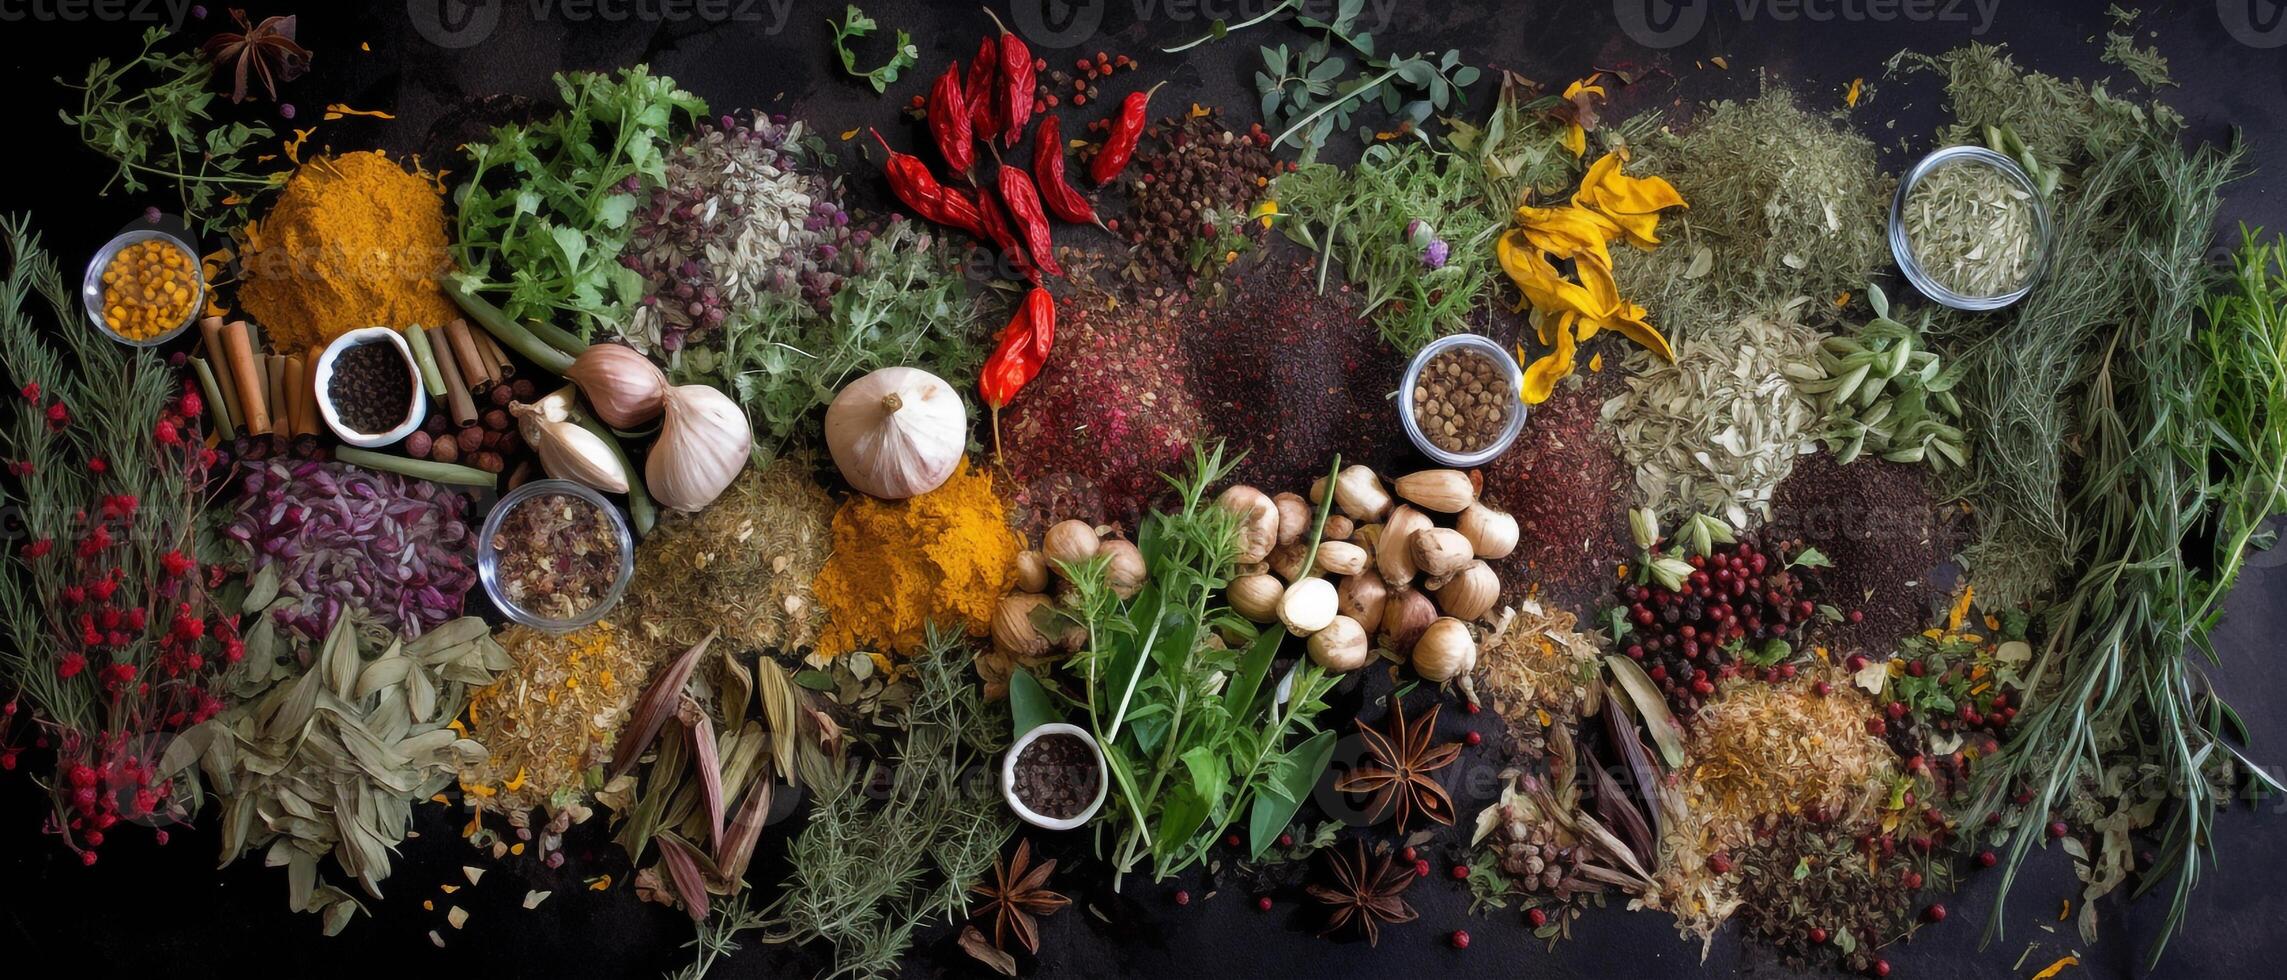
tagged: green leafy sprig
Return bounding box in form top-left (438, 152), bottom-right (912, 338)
top-left (829, 5), bottom-right (917, 94)
top-left (58, 27), bottom-right (280, 234)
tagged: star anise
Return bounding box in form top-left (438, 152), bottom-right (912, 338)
top-left (1334, 697), bottom-right (1462, 831)
top-left (201, 9), bottom-right (310, 104)
top-left (1304, 840), bottom-right (1418, 946)
top-left (969, 839), bottom-right (1070, 956)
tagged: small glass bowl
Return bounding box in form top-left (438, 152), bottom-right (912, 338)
top-left (1398, 333), bottom-right (1528, 467)
top-left (1889, 145), bottom-right (2053, 311)
top-left (82, 229), bottom-right (205, 347)
top-left (477, 479), bottom-right (635, 633)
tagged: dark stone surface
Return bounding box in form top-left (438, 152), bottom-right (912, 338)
top-left (3, 2), bottom-right (2284, 977)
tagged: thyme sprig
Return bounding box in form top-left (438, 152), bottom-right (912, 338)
top-left (57, 27), bottom-right (280, 234)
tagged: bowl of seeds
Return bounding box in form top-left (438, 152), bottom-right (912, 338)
top-left (1890, 145), bottom-right (2052, 311)
top-left (82, 229), bottom-right (204, 347)
top-left (316, 327), bottom-right (426, 447)
top-left (1399, 333), bottom-right (1528, 467)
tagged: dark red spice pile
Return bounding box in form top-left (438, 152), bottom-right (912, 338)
top-left (1103, 109), bottom-right (1283, 285)
top-left (1478, 369), bottom-right (1632, 614)
top-left (1000, 286), bottom-right (1201, 533)
top-left (1614, 533), bottom-right (1821, 716)
top-left (1768, 452), bottom-right (1956, 658)
top-left (1182, 258), bottom-right (1406, 490)
top-left (1732, 814), bottom-right (1936, 976)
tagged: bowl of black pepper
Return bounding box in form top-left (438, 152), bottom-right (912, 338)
top-left (315, 327), bottom-right (425, 447)
top-left (1399, 333), bottom-right (1527, 467)
top-left (1000, 723), bottom-right (1107, 831)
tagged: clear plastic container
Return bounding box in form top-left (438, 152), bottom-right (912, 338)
top-left (1890, 145), bottom-right (2053, 311)
top-left (477, 479), bottom-right (635, 632)
top-left (1398, 333), bottom-right (1528, 467)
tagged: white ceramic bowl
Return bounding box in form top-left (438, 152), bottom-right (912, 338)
top-left (315, 327), bottom-right (427, 447)
top-left (1001, 722), bottom-right (1108, 831)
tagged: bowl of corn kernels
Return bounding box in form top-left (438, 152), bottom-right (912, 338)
top-left (82, 230), bottom-right (204, 347)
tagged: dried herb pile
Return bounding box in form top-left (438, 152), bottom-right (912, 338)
top-left (1477, 369), bottom-right (1632, 612)
top-left (617, 459), bottom-right (834, 657)
top-left (1769, 453), bottom-right (1952, 658)
top-left (459, 619), bottom-right (651, 812)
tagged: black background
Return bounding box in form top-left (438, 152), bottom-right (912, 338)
top-left (4, 1), bottom-right (2287, 977)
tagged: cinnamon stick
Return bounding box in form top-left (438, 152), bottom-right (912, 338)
top-left (443, 318), bottom-right (488, 393)
top-left (476, 330), bottom-right (516, 381)
top-left (221, 320), bottom-right (269, 435)
top-left (196, 316), bottom-right (242, 424)
top-left (301, 348), bottom-right (323, 435)
top-left (430, 325), bottom-right (478, 427)
top-left (284, 353), bottom-right (308, 440)
top-left (266, 355), bottom-right (290, 438)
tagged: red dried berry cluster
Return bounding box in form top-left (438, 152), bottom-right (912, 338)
top-left (1616, 535), bottom-right (1821, 714)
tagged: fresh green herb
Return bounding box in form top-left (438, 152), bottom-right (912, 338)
top-left (1241, 0), bottom-right (1477, 157)
top-left (1162, 0), bottom-right (1300, 52)
top-left (669, 892), bottom-right (770, 980)
top-left (673, 222), bottom-right (984, 457)
top-left (58, 27), bottom-right (280, 234)
top-left (1963, 147), bottom-right (2281, 972)
top-left (828, 5), bottom-right (917, 94)
top-left (760, 627), bottom-right (1015, 980)
top-left (451, 67), bottom-right (706, 341)
top-left (1060, 444), bottom-right (1340, 883)
top-left (1798, 285), bottom-right (1968, 469)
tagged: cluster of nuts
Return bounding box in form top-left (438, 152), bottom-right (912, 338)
top-left (1484, 791), bottom-right (1576, 894)
top-left (1220, 465), bottom-right (1520, 683)
top-left (991, 520), bottom-right (1145, 661)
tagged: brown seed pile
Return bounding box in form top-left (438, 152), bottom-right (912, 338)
top-left (1011, 732), bottom-right (1099, 820)
top-left (1412, 347), bottom-right (1511, 455)
top-left (1108, 109), bottom-right (1283, 283)
top-left (1767, 452), bottom-right (1956, 658)
top-left (1478, 368), bottom-right (1633, 615)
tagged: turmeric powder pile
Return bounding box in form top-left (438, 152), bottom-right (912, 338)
top-left (814, 459), bottom-right (1020, 658)
top-left (237, 150), bottom-right (459, 352)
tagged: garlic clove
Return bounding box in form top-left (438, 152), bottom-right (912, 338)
top-left (1411, 527), bottom-right (1475, 580)
top-left (1273, 492), bottom-right (1311, 546)
top-left (1216, 485), bottom-right (1281, 564)
top-left (1315, 540), bottom-right (1369, 577)
top-left (993, 594), bottom-right (1053, 659)
top-left (1456, 503), bottom-right (1520, 559)
top-left (1428, 561), bottom-right (1499, 621)
top-left (1337, 573), bottom-right (1389, 634)
top-left (1378, 587), bottom-right (1437, 655)
top-left (1394, 469), bottom-right (1476, 513)
top-left (1012, 551), bottom-right (1051, 594)
top-left (647, 383), bottom-right (752, 512)
top-left (533, 418), bottom-right (631, 494)
top-left (1100, 539), bottom-right (1148, 599)
top-left (1278, 578), bottom-right (1338, 637)
top-left (1229, 573), bottom-right (1284, 624)
top-left (1043, 519), bottom-right (1101, 570)
top-left (1378, 506), bottom-right (1432, 586)
top-left (1411, 617), bottom-right (1478, 682)
top-left (1332, 465), bottom-right (1394, 522)
top-left (1307, 615), bottom-right (1370, 672)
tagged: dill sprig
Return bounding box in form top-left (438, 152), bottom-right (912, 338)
top-left (759, 626), bottom-right (1013, 980)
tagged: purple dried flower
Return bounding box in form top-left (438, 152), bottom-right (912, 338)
top-left (1422, 239), bottom-right (1450, 270)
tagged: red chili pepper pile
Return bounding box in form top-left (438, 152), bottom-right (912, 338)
top-left (868, 10), bottom-right (1162, 289)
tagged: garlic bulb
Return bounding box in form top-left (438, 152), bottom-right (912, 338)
top-left (647, 383), bottom-right (752, 512)
top-left (1315, 540), bottom-right (1369, 577)
top-left (1100, 540), bottom-right (1148, 599)
top-left (1457, 503), bottom-right (1520, 559)
top-left (1307, 615), bottom-right (1371, 672)
top-left (1378, 505), bottom-right (1432, 585)
top-left (1216, 485), bottom-right (1281, 563)
top-left (824, 367), bottom-right (967, 500)
top-left (1273, 492), bottom-right (1310, 546)
top-left (1229, 574), bottom-right (1284, 623)
top-left (1043, 520), bottom-right (1101, 569)
top-left (1278, 577), bottom-right (1338, 636)
top-left (1012, 551), bottom-right (1050, 594)
top-left (1337, 573), bottom-right (1389, 633)
top-left (564, 343), bottom-right (668, 429)
top-left (1394, 469), bottom-right (1475, 513)
top-left (1411, 617), bottom-right (1478, 682)
top-left (1427, 561), bottom-right (1499, 621)
top-left (1379, 587), bottom-right (1437, 655)
top-left (1332, 465), bottom-right (1394, 522)
top-left (1411, 527), bottom-right (1475, 580)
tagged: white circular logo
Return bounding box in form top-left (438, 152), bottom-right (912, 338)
top-left (2220, 0), bottom-right (2287, 48)
top-left (1007, 0), bottom-right (1106, 50)
top-left (408, 0), bottom-right (503, 51)
top-left (1615, 0), bottom-right (1708, 50)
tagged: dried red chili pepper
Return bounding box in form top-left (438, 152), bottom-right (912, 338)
top-left (966, 37), bottom-right (1002, 146)
top-left (996, 165), bottom-right (1065, 279)
top-left (928, 60), bottom-right (974, 178)
top-left (1090, 81), bottom-right (1166, 187)
top-left (974, 188), bottom-right (1039, 284)
top-left (983, 10), bottom-right (1034, 149)
top-left (980, 286), bottom-right (1056, 457)
top-left (1031, 115), bottom-right (1106, 230)
top-left (869, 128), bottom-right (984, 239)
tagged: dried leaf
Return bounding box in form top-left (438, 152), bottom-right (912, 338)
top-left (609, 631), bottom-right (719, 778)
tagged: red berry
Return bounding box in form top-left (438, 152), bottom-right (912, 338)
top-left (1902, 871), bottom-right (1924, 890)
top-left (1225, 834), bottom-right (1242, 848)
top-left (1402, 846), bottom-right (1418, 863)
top-left (1464, 700), bottom-right (1481, 714)
top-left (1925, 903), bottom-right (1947, 922)
top-left (1977, 850), bottom-right (1998, 868)
top-left (1872, 959), bottom-right (1891, 978)
top-left (1450, 930), bottom-right (1471, 949)
top-left (1277, 833), bottom-right (1294, 848)
top-left (1809, 927), bottom-right (1829, 944)
top-left (2049, 821), bottom-right (2070, 839)
top-left (1527, 907), bottom-right (1548, 927)
top-left (1414, 859), bottom-right (1431, 877)
top-left (1450, 864), bottom-right (1470, 880)
top-left (1173, 890), bottom-right (1191, 906)
top-left (1847, 609), bottom-right (1865, 623)
top-left (1257, 896), bottom-right (1273, 912)
top-left (1464, 731), bottom-right (1483, 747)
